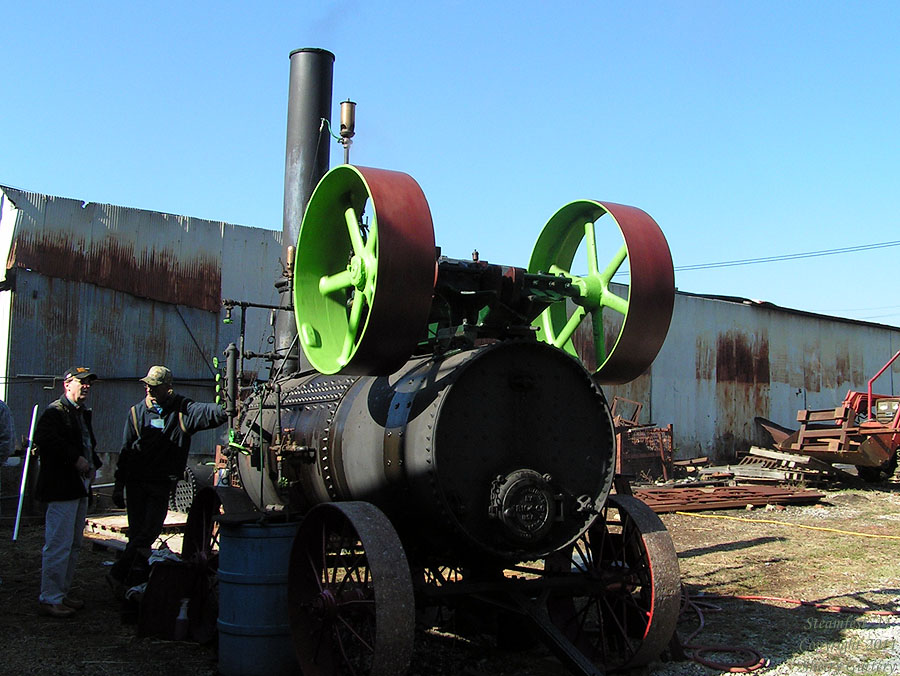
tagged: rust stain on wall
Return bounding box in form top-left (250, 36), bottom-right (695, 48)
top-left (716, 331), bottom-right (770, 384)
top-left (714, 330), bottom-right (771, 460)
top-left (10, 231), bottom-right (221, 313)
top-left (834, 342), bottom-right (851, 387)
top-left (573, 322), bottom-right (597, 372)
top-left (695, 335), bottom-right (714, 381)
top-left (802, 342), bottom-right (822, 393)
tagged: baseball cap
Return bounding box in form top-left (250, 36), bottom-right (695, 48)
top-left (140, 365), bottom-right (173, 387)
top-left (63, 366), bottom-right (97, 382)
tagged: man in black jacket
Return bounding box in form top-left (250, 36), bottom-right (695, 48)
top-left (108, 365), bottom-right (226, 590)
top-left (34, 366), bottom-right (101, 618)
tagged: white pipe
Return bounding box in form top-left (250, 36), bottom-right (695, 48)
top-left (13, 404), bottom-right (39, 541)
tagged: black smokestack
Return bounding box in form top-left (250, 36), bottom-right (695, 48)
top-left (275, 47), bottom-right (334, 374)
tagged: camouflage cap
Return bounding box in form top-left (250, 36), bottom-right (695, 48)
top-left (140, 365), bottom-right (173, 387)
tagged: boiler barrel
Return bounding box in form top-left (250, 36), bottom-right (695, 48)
top-left (238, 341), bottom-right (616, 564)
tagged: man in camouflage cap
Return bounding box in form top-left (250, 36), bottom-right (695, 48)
top-left (108, 365), bottom-right (226, 592)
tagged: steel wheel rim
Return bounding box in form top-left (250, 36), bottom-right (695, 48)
top-left (288, 502), bottom-right (414, 676)
top-left (544, 494), bottom-right (681, 670)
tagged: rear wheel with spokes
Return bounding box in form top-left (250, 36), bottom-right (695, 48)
top-left (288, 502), bottom-right (415, 676)
top-left (543, 494), bottom-right (681, 670)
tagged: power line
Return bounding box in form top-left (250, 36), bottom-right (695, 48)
top-left (857, 311), bottom-right (900, 321)
top-left (674, 239), bottom-right (900, 272)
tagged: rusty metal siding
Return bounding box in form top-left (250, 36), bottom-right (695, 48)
top-left (0, 186), bottom-right (283, 482)
top-left (4, 187), bottom-right (223, 313)
top-left (607, 293), bottom-right (900, 463)
top-left (7, 270), bottom-right (227, 473)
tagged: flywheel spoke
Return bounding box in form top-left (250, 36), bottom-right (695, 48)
top-left (598, 243), bottom-right (628, 284)
top-left (344, 206), bottom-right (367, 256)
top-left (319, 269), bottom-right (354, 296)
top-left (552, 306), bottom-right (586, 349)
top-left (599, 289), bottom-right (629, 316)
top-left (339, 293), bottom-right (368, 367)
top-left (591, 310), bottom-right (606, 366)
top-left (584, 221), bottom-right (601, 276)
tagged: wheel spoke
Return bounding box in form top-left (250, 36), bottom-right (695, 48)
top-left (344, 206), bottom-right (366, 256)
top-left (337, 614), bottom-right (376, 653)
top-left (305, 547), bottom-right (325, 594)
top-left (552, 306), bottom-right (586, 349)
top-left (591, 309), bottom-right (605, 365)
top-left (339, 292), bottom-right (368, 367)
top-left (572, 537), bottom-right (591, 573)
top-left (599, 243), bottom-right (628, 284)
top-left (584, 221), bottom-right (600, 276)
top-left (600, 289), bottom-right (628, 315)
top-left (319, 269), bottom-right (354, 296)
top-left (597, 585), bottom-right (633, 646)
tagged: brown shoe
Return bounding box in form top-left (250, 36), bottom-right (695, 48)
top-left (40, 603), bottom-right (75, 618)
top-left (62, 596), bottom-right (85, 610)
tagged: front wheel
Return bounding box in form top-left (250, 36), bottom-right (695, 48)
top-left (288, 502), bottom-right (415, 676)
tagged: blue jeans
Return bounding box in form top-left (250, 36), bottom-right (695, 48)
top-left (40, 497), bottom-right (88, 604)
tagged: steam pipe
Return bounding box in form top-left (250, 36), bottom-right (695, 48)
top-left (274, 47), bottom-right (335, 376)
top-left (225, 342), bottom-right (238, 418)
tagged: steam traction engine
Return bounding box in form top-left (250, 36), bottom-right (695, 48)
top-left (214, 161), bottom-right (680, 676)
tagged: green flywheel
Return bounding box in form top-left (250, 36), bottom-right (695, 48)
top-left (528, 199), bottom-right (674, 384)
top-left (294, 165), bottom-right (436, 375)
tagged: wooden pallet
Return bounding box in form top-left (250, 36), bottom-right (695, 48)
top-left (698, 447), bottom-right (856, 486)
top-left (84, 511), bottom-right (187, 554)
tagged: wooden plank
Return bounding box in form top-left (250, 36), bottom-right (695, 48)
top-left (85, 532), bottom-right (127, 552)
top-left (748, 447), bottom-right (817, 465)
top-left (699, 464), bottom-right (789, 480)
top-left (673, 456), bottom-right (708, 466)
top-left (797, 407), bottom-right (847, 423)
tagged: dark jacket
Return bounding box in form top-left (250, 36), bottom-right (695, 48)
top-left (116, 393), bottom-right (226, 483)
top-left (34, 397), bottom-right (101, 502)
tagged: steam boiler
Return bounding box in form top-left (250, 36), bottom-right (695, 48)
top-left (207, 48), bottom-right (681, 676)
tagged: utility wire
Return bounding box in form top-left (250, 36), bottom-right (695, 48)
top-left (606, 238), bottom-right (900, 280)
top-left (674, 239), bottom-right (900, 272)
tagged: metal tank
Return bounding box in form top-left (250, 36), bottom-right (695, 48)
top-left (236, 339), bottom-right (615, 563)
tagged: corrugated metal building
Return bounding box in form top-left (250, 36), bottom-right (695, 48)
top-left (0, 185), bottom-right (283, 481)
top-left (604, 289), bottom-right (900, 462)
top-left (2, 184), bottom-right (899, 475)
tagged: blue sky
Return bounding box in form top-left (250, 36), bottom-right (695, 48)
top-left (4, 2), bottom-right (899, 324)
